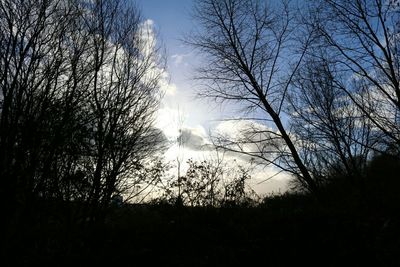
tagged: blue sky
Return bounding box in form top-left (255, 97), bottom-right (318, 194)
top-left (137, 0), bottom-right (195, 87)
top-left (136, 0), bottom-right (233, 142)
top-left (137, 0), bottom-right (194, 54)
top-left (135, 0), bottom-right (290, 195)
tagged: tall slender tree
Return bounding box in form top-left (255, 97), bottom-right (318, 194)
top-left (188, 0), bottom-right (318, 192)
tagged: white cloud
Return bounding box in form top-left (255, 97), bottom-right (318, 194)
top-left (139, 19), bottom-right (156, 58)
top-left (162, 82), bottom-right (177, 95)
top-left (156, 114), bottom-right (292, 195)
top-left (140, 21), bottom-right (292, 195)
top-left (178, 126), bottom-right (213, 151)
top-left (215, 119), bottom-right (274, 139)
top-left (214, 119), bottom-right (284, 161)
top-left (138, 19), bottom-right (177, 96)
top-left (155, 107), bottom-right (184, 139)
top-left (212, 119), bottom-right (293, 194)
top-left (171, 53), bottom-right (190, 65)
top-left (158, 71), bottom-right (177, 95)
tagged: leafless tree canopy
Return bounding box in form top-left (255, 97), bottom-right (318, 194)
top-left (188, 0), bottom-right (318, 192)
top-left (288, 57), bottom-right (373, 186)
top-left (308, 0), bottom-right (400, 148)
top-left (189, 0), bottom-right (400, 193)
top-left (0, 0), bottom-right (165, 218)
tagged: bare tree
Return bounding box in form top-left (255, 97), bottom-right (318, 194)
top-left (160, 153), bottom-right (258, 207)
top-left (0, 0), bottom-right (78, 211)
top-left (175, 107), bottom-right (187, 205)
top-left (288, 55), bottom-right (374, 187)
top-left (80, 0), bottom-right (164, 211)
top-left (187, 0), bottom-right (318, 193)
top-left (0, 0), bottom-right (165, 218)
top-left (222, 161), bottom-right (258, 206)
top-left (308, 0), bottom-right (400, 151)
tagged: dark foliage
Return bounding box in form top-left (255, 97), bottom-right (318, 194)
top-left (1, 0), bottom-right (400, 265)
top-left (2, 155), bottom-right (400, 266)
top-left (3, 200), bottom-right (399, 266)
top-left (0, 0), bottom-right (164, 222)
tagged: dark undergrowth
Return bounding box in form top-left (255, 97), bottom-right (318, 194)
top-left (2, 155), bottom-right (400, 266)
top-left (2, 198), bottom-right (399, 266)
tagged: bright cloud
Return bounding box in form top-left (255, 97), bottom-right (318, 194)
top-left (156, 107), bottom-right (184, 139)
top-left (171, 53), bottom-right (190, 65)
top-left (139, 19), bottom-right (177, 96)
top-left (212, 119), bottom-right (292, 194)
top-left (142, 19), bottom-right (291, 195)
top-left (178, 126), bottom-right (213, 151)
top-left (139, 19), bottom-right (156, 58)
top-left (158, 71), bottom-right (177, 95)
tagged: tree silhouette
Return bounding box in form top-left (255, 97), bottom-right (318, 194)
top-left (288, 56), bottom-right (374, 187)
top-left (0, 0), bottom-right (164, 220)
top-left (187, 0), bottom-right (318, 193)
top-left (308, 0), bottom-right (400, 151)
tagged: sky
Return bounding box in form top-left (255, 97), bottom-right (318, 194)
top-left (136, 0), bottom-right (291, 195)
